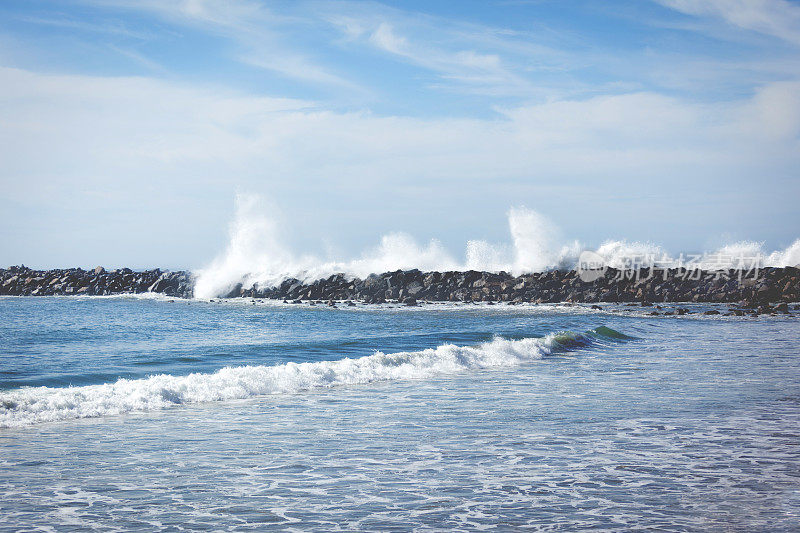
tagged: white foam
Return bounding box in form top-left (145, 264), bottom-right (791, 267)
top-left (192, 194), bottom-right (800, 298)
top-left (0, 334), bottom-right (571, 428)
top-left (193, 197), bottom-right (584, 297)
top-left (697, 239), bottom-right (800, 269)
top-left (465, 239), bottom-right (510, 272)
top-left (193, 195), bottom-right (463, 298)
top-left (508, 206), bottom-right (581, 274)
top-left (193, 195), bottom-right (299, 298)
top-left (764, 239), bottom-right (800, 267)
top-left (591, 239), bottom-right (800, 270)
top-left (595, 240), bottom-right (668, 269)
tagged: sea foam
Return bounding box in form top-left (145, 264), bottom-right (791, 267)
top-left (194, 196), bottom-right (581, 298)
top-left (193, 195), bottom-right (800, 299)
top-left (0, 328), bottom-right (623, 427)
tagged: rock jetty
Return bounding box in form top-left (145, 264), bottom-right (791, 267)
top-left (1, 265), bottom-right (797, 310)
top-left (0, 265), bottom-right (192, 298)
top-left (236, 267), bottom-right (798, 309)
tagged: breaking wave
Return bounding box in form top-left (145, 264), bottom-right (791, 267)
top-left (193, 195), bottom-right (800, 298)
top-left (0, 327), bottom-right (628, 428)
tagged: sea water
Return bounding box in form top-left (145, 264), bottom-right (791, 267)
top-left (1, 296), bottom-right (799, 531)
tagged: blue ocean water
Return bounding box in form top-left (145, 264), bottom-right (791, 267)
top-left (1, 296), bottom-right (799, 531)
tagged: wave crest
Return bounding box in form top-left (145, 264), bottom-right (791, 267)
top-left (0, 327), bottom-right (626, 428)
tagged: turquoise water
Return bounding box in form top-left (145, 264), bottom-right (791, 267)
top-left (1, 296), bottom-right (799, 530)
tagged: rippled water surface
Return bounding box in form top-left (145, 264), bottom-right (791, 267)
top-left (1, 296), bottom-right (799, 531)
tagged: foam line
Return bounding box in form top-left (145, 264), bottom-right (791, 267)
top-left (0, 327), bottom-right (628, 428)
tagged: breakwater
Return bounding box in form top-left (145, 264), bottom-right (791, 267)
top-left (0, 266), bottom-right (193, 298)
top-left (2, 265), bottom-right (798, 311)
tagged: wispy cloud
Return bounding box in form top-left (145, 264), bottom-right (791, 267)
top-left (82, 0), bottom-right (361, 90)
top-left (368, 22), bottom-right (514, 84)
top-left (365, 21), bottom-right (526, 91)
top-left (16, 13), bottom-right (153, 40)
top-left (658, 0), bottom-right (800, 46)
top-left (369, 22), bottom-right (405, 55)
top-left (53, 0), bottom-right (798, 104)
top-left (108, 44), bottom-right (164, 72)
top-left (323, 7), bottom-right (565, 98)
top-left (71, 0), bottom-right (585, 100)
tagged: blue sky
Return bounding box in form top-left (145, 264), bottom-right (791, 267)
top-left (1, 0), bottom-right (799, 269)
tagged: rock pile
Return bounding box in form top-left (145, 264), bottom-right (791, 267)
top-left (1, 265), bottom-right (797, 309)
top-left (0, 265), bottom-right (192, 298)
top-left (237, 267), bottom-right (798, 308)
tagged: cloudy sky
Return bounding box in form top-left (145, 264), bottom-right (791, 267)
top-left (1, 0), bottom-right (799, 269)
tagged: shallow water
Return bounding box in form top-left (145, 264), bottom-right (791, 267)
top-left (1, 297), bottom-right (799, 531)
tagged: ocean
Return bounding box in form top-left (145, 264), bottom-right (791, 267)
top-left (1, 296), bottom-right (799, 531)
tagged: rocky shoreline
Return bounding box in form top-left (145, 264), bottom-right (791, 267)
top-left (2, 265), bottom-right (798, 314)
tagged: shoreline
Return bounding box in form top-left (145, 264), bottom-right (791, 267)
top-left (1, 265), bottom-right (797, 312)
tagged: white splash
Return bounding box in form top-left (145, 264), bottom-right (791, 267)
top-left (592, 238), bottom-right (800, 270)
top-left (764, 239), bottom-right (800, 267)
top-left (595, 240), bottom-right (668, 269)
top-left (680, 240), bottom-right (800, 270)
top-left (343, 233), bottom-right (460, 278)
top-left (465, 239), bottom-right (511, 272)
top-left (193, 194), bottom-right (800, 298)
top-left (194, 195), bottom-right (462, 298)
top-left (193, 195), bottom-right (298, 298)
top-left (508, 206), bottom-right (581, 273)
top-left (194, 195), bottom-right (576, 298)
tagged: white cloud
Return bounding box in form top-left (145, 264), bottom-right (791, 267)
top-left (1, 65), bottom-right (798, 266)
top-left (83, 0), bottom-right (359, 89)
top-left (369, 22), bottom-right (407, 55)
top-left (1, 65), bottom-right (798, 195)
top-left (659, 0), bottom-right (800, 45)
top-left (354, 20), bottom-right (531, 94)
top-left (70, 0), bottom-right (800, 102)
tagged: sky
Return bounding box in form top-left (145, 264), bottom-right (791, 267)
top-left (0, 0), bottom-right (799, 270)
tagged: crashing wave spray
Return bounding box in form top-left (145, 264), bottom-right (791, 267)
top-left (194, 194), bottom-right (800, 298)
top-left (508, 207), bottom-right (581, 273)
top-left (0, 327), bottom-right (628, 428)
top-left (194, 195), bottom-right (573, 298)
top-left (194, 194), bottom-right (461, 298)
top-left (591, 239), bottom-right (800, 270)
top-left (193, 195), bottom-right (298, 299)
top-left (713, 240), bottom-right (800, 268)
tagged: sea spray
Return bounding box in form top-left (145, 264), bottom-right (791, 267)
top-left (192, 195), bottom-right (298, 299)
top-left (193, 194), bottom-right (800, 298)
top-left (508, 206), bottom-right (581, 273)
top-left (193, 196), bottom-right (585, 298)
top-left (193, 195), bottom-right (462, 299)
top-left (0, 327), bottom-right (628, 427)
